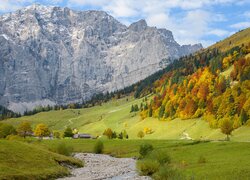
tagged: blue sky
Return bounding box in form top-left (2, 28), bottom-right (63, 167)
top-left (0, 0), bottom-right (250, 47)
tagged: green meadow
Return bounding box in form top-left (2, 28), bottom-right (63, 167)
top-left (0, 140), bottom-right (83, 179)
top-left (2, 95), bottom-right (250, 179)
top-left (1, 139), bottom-right (250, 179)
top-left (4, 96), bottom-right (250, 141)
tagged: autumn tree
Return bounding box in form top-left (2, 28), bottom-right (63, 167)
top-left (197, 83), bottom-right (209, 101)
top-left (34, 123), bottom-right (50, 139)
top-left (17, 121), bottom-right (33, 138)
top-left (103, 128), bottom-right (113, 139)
top-left (219, 117), bottom-right (234, 141)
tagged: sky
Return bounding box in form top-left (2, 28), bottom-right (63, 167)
top-left (0, 0), bottom-right (250, 47)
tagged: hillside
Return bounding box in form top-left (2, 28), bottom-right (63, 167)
top-left (0, 140), bottom-right (82, 179)
top-left (4, 96), bottom-right (250, 141)
top-left (210, 28), bottom-right (250, 52)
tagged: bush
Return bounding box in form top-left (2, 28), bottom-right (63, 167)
top-left (6, 135), bottom-right (22, 141)
top-left (64, 127), bottom-right (73, 138)
top-left (139, 143), bottom-right (153, 158)
top-left (146, 150), bottom-right (171, 165)
top-left (56, 142), bottom-right (73, 156)
top-left (153, 165), bottom-right (184, 180)
top-left (137, 159), bottom-right (160, 176)
top-left (198, 155), bottom-right (207, 163)
top-left (0, 123), bottom-right (16, 138)
top-left (137, 131), bottom-right (145, 138)
top-left (93, 140), bottom-right (104, 154)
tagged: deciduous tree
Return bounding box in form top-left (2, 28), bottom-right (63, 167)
top-left (219, 117), bottom-right (234, 141)
top-left (17, 121), bottom-right (32, 138)
top-left (34, 124), bottom-right (50, 139)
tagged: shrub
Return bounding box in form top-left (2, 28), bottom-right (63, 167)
top-left (6, 135), bottom-right (22, 141)
top-left (198, 155), bottom-right (207, 164)
top-left (0, 123), bottom-right (16, 138)
top-left (137, 131), bottom-right (145, 138)
top-left (56, 142), bottom-right (73, 156)
top-left (146, 150), bottom-right (171, 165)
top-left (53, 131), bottom-right (61, 139)
top-left (93, 140), bottom-right (104, 154)
top-left (153, 165), bottom-right (184, 180)
top-left (139, 143), bottom-right (153, 158)
top-left (137, 159), bottom-right (160, 176)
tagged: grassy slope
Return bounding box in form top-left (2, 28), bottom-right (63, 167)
top-left (0, 140), bottom-right (82, 179)
top-left (4, 96), bottom-right (250, 141)
top-left (209, 27), bottom-right (250, 52)
top-left (41, 139), bottom-right (250, 180)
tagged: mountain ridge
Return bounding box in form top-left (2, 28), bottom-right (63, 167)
top-left (0, 4), bottom-right (202, 113)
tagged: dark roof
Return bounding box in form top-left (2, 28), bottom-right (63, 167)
top-left (73, 133), bottom-right (92, 138)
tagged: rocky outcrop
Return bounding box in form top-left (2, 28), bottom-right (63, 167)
top-left (0, 4), bottom-right (202, 113)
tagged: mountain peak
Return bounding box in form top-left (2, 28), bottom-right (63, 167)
top-left (129, 19), bottom-right (147, 32)
top-left (0, 5), bottom-right (202, 113)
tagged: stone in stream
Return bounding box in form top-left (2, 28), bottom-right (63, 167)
top-left (58, 153), bottom-right (151, 180)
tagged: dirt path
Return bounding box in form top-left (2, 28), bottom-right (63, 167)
top-left (59, 153), bottom-right (151, 180)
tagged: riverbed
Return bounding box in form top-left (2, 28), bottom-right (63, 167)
top-left (59, 153), bottom-right (151, 180)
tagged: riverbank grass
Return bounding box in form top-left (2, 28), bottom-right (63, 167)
top-left (0, 140), bottom-right (83, 179)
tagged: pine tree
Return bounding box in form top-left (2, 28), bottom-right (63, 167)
top-left (64, 127), bottom-right (74, 138)
top-left (240, 109), bottom-right (248, 124)
top-left (130, 105), bottom-right (134, 113)
top-left (134, 104), bottom-right (139, 111)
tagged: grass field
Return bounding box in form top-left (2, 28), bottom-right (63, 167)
top-left (0, 140), bottom-right (83, 179)
top-left (1, 138), bottom-right (250, 179)
top-left (38, 139), bottom-right (250, 180)
top-left (209, 27), bottom-right (250, 52)
top-left (4, 96), bottom-right (250, 141)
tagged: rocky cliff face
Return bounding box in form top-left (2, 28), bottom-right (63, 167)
top-left (0, 4), bottom-right (202, 113)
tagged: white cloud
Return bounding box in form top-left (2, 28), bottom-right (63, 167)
top-left (147, 13), bottom-right (171, 28)
top-left (103, 0), bottom-right (139, 17)
top-left (0, 0), bottom-right (34, 12)
top-left (230, 22), bottom-right (250, 29)
top-left (208, 29), bottom-right (231, 37)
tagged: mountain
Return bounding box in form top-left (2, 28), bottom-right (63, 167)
top-left (0, 4), bottom-right (202, 113)
top-left (135, 28), bottom-right (250, 130)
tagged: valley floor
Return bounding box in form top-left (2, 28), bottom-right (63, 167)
top-left (1, 139), bottom-right (250, 179)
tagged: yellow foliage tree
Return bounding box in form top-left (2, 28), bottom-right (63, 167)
top-left (17, 121), bottom-right (33, 138)
top-left (34, 124), bottom-right (50, 139)
top-left (219, 117), bottom-right (234, 141)
top-left (143, 127), bottom-right (153, 134)
top-left (222, 55), bottom-right (232, 69)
